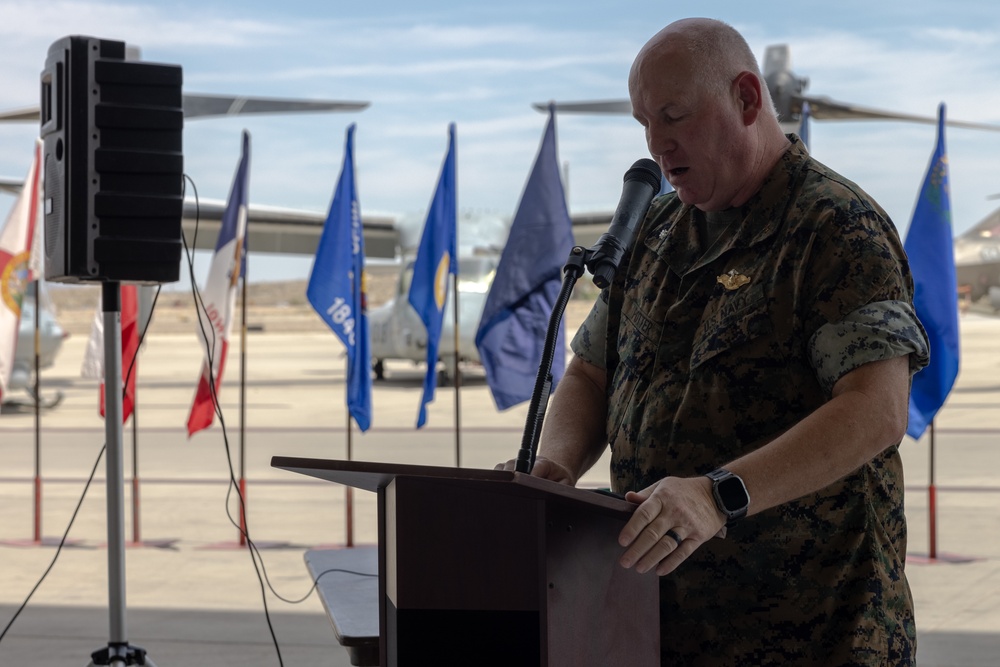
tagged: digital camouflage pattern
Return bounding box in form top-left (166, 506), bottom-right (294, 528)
top-left (573, 137), bottom-right (928, 665)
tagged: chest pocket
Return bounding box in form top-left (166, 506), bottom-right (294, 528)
top-left (690, 282), bottom-right (773, 370)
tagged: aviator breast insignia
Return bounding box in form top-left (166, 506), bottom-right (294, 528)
top-left (717, 270), bottom-right (751, 291)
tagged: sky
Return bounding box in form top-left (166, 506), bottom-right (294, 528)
top-left (2, 0), bottom-right (999, 289)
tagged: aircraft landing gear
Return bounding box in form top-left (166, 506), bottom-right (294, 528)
top-left (373, 359), bottom-right (385, 381)
top-left (25, 385), bottom-right (65, 409)
top-left (437, 358), bottom-right (460, 387)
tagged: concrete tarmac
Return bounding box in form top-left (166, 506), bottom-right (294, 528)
top-left (1, 303), bottom-right (999, 665)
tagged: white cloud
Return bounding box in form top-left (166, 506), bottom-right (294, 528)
top-left (0, 1), bottom-right (291, 46)
top-left (3, 1), bottom-right (1000, 280)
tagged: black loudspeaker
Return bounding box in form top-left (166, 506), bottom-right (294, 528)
top-left (40, 36), bottom-right (184, 284)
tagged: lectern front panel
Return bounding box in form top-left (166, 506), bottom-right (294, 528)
top-left (384, 476), bottom-right (547, 664)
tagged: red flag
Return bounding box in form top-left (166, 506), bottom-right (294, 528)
top-left (98, 285), bottom-right (139, 422)
top-left (85, 285), bottom-right (139, 423)
top-left (186, 340), bottom-right (230, 435)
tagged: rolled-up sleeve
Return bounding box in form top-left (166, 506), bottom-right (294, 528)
top-left (808, 299), bottom-right (930, 396)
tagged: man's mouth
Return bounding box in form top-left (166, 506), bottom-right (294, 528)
top-left (668, 167), bottom-right (688, 178)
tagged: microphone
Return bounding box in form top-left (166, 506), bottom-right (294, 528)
top-left (588, 158), bottom-right (662, 289)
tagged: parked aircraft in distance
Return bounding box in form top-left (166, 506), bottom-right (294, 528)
top-left (537, 43), bottom-right (1000, 301)
top-left (7, 288), bottom-right (68, 407)
top-left (954, 205), bottom-right (1000, 304)
top-left (369, 252), bottom-right (499, 383)
top-left (536, 44), bottom-right (1000, 134)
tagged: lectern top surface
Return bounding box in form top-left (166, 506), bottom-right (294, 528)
top-left (271, 456), bottom-right (635, 516)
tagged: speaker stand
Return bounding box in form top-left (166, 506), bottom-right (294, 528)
top-left (86, 282), bottom-right (156, 667)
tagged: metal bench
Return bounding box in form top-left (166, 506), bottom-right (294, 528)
top-left (304, 546), bottom-right (380, 667)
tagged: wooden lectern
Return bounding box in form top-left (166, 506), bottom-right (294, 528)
top-left (271, 457), bottom-right (659, 666)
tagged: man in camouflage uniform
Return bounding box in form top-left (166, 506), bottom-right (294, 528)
top-left (522, 18), bottom-right (930, 666)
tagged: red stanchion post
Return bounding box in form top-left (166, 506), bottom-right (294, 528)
top-left (345, 403), bottom-right (354, 547)
top-left (238, 476), bottom-right (248, 547)
top-left (346, 487), bottom-right (354, 548)
top-left (131, 476), bottom-right (140, 545)
top-left (33, 476), bottom-right (42, 543)
top-left (929, 421), bottom-right (937, 560)
top-left (928, 484), bottom-right (937, 560)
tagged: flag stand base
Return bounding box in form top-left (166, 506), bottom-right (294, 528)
top-left (907, 552), bottom-right (981, 565)
top-left (127, 538), bottom-right (180, 550)
top-left (196, 539), bottom-right (296, 551)
top-left (0, 537), bottom-right (86, 548)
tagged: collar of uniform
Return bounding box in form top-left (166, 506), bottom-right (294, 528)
top-left (647, 135), bottom-right (809, 276)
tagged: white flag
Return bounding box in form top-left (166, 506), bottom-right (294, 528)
top-left (0, 140), bottom-right (42, 399)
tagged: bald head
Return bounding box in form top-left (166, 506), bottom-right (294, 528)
top-left (627, 18), bottom-right (790, 211)
top-left (630, 18), bottom-right (775, 116)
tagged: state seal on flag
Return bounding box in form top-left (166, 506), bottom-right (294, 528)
top-left (1, 250), bottom-right (31, 315)
top-left (434, 251), bottom-right (450, 310)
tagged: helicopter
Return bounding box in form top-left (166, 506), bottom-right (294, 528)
top-left (534, 43), bottom-right (1000, 302)
top-left (533, 44), bottom-right (1000, 135)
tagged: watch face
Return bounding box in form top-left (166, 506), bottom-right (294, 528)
top-left (717, 475), bottom-right (749, 511)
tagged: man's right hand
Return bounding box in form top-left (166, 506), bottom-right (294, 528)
top-left (494, 456), bottom-right (577, 486)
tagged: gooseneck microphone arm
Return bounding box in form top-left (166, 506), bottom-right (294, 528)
top-left (514, 158), bottom-right (663, 474)
top-left (515, 248), bottom-right (588, 473)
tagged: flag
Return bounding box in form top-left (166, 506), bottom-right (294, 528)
top-left (904, 103), bottom-right (959, 439)
top-left (407, 123), bottom-right (457, 427)
top-left (475, 106), bottom-right (574, 410)
top-left (187, 131), bottom-right (250, 436)
top-left (307, 124), bottom-right (372, 431)
top-left (82, 285), bottom-right (139, 422)
top-left (0, 140), bottom-right (42, 400)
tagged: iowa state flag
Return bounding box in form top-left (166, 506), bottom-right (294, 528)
top-left (307, 124), bottom-right (372, 431)
top-left (407, 123), bottom-right (457, 428)
top-left (0, 140), bottom-right (42, 400)
top-left (187, 131), bottom-right (250, 436)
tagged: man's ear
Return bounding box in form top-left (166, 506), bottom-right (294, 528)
top-left (734, 71), bottom-right (763, 126)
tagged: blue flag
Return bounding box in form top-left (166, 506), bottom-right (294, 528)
top-left (307, 124), bottom-right (372, 431)
top-left (407, 123), bottom-right (457, 428)
top-left (904, 103), bottom-right (959, 439)
top-left (475, 106), bottom-right (574, 410)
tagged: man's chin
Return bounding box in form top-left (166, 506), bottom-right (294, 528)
top-left (673, 188), bottom-right (699, 207)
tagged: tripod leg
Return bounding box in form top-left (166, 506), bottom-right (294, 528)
top-left (87, 642), bottom-right (156, 666)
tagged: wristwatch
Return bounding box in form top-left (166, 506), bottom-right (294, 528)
top-left (705, 468), bottom-right (750, 526)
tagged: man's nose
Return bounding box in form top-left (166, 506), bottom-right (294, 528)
top-left (646, 123), bottom-right (675, 158)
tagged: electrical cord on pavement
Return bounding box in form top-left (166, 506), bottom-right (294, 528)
top-left (0, 285), bottom-right (155, 647)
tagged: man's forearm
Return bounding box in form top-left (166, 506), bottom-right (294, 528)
top-left (536, 356), bottom-right (610, 485)
top-left (727, 355), bottom-right (911, 516)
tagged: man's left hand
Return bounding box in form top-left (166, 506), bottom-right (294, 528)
top-left (618, 476), bottom-right (726, 576)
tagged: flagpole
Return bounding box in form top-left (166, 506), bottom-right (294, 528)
top-left (131, 387), bottom-right (140, 545)
top-left (345, 403), bottom-right (354, 547)
top-left (452, 273), bottom-right (461, 468)
top-left (929, 420), bottom-right (937, 560)
top-left (238, 266), bottom-right (248, 548)
top-left (453, 133), bottom-right (461, 468)
top-left (32, 280), bottom-right (42, 543)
